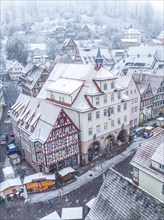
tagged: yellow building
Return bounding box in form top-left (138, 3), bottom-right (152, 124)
top-left (131, 131), bottom-right (164, 203)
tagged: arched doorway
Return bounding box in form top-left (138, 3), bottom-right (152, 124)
top-left (105, 135), bottom-right (115, 149)
top-left (88, 141), bottom-right (100, 162)
top-left (117, 129), bottom-right (128, 143)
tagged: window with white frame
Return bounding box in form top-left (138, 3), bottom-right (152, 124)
top-left (118, 92), bottom-right (121, 99)
top-left (59, 96), bottom-right (61, 102)
top-left (103, 82), bottom-right (107, 90)
top-left (132, 107), bottom-right (133, 113)
top-left (135, 97), bottom-right (138, 103)
top-left (124, 103), bottom-right (127, 110)
top-left (104, 109), bottom-right (107, 117)
top-left (117, 118), bottom-right (121, 125)
top-left (62, 149), bottom-right (66, 156)
top-left (111, 81), bottom-right (115, 89)
top-left (124, 116), bottom-right (127, 122)
top-left (88, 112), bottom-right (92, 121)
top-left (96, 97), bottom-right (100, 105)
top-left (117, 105), bottom-right (121, 112)
top-left (96, 111), bottom-right (100, 119)
top-left (110, 107), bottom-right (114, 114)
top-left (134, 119), bottom-right (137, 125)
top-left (160, 164), bottom-right (164, 171)
top-left (47, 142), bottom-right (53, 149)
top-left (88, 127), bottom-right (93, 136)
top-left (111, 120), bottom-right (115, 127)
top-left (62, 97), bottom-right (65, 102)
top-left (104, 122), bottom-right (108, 130)
top-left (111, 94), bottom-right (114, 101)
top-left (96, 125), bottom-right (101, 133)
top-left (104, 95), bottom-right (107, 104)
top-left (134, 106), bottom-right (138, 112)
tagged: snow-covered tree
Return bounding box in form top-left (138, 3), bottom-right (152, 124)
top-left (6, 33), bottom-right (28, 64)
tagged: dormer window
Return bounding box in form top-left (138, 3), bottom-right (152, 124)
top-left (103, 82), bottom-right (107, 91)
top-left (96, 97), bottom-right (100, 105)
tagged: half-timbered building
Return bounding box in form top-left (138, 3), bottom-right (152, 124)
top-left (137, 83), bottom-right (154, 125)
top-left (9, 95), bottom-right (80, 173)
top-left (20, 64), bottom-right (49, 97)
top-left (62, 38), bottom-right (78, 55)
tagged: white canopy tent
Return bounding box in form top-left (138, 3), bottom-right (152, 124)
top-left (40, 211), bottom-right (61, 220)
top-left (61, 207), bottom-right (83, 220)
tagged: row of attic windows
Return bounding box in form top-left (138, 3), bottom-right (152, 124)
top-left (102, 81), bottom-right (115, 91)
top-left (50, 92), bottom-right (65, 103)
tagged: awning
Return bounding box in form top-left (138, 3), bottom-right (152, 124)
top-left (58, 167), bottom-right (75, 177)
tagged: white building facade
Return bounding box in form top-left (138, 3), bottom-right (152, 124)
top-left (38, 50), bottom-right (131, 163)
top-left (116, 76), bottom-right (140, 128)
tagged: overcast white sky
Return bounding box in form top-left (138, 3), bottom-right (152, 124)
top-left (1, 0), bottom-right (164, 11)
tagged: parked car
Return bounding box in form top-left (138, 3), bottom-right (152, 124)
top-left (0, 134), bottom-right (8, 145)
top-left (143, 132), bottom-right (153, 138)
top-left (5, 143), bottom-right (21, 155)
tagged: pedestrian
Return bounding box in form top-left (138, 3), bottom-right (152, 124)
top-left (47, 199), bottom-right (52, 208)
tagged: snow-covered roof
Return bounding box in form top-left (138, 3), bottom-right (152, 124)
top-left (38, 63), bottom-right (119, 112)
top-left (10, 94), bottom-right (62, 143)
top-left (151, 143), bottom-right (164, 165)
top-left (40, 211), bottom-right (61, 220)
top-left (47, 78), bottom-right (84, 95)
top-left (156, 117), bottom-right (164, 121)
top-left (0, 177), bottom-right (22, 192)
top-left (76, 48), bottom-right (112, 60)
top-left (2, 166), bottom-right (14, 176)
top-left (86, 168), bottom-right (164, 220)
top-left (22, 65), bottom-right (48, 90)
top-left (86, 198), bottom-right (95, 209)
top-left (150, 39), bottom-right (163, 44)
top-left (158, 30), bottom-right (164, 39)
top-left (145, 126), bottom-right (154, 131)
top-left (61, 207), bottom-right (83, 219)
top-left (121, 38), bottom-right (138, 43)
top-left (28, 44), bottom-right (47, 51)
top-left (127, 45), bottom-right (157, 57)
top-left (37, 61), bottom-right (130, 112)
top-left (130, 132), bottom-right (164, 182)
top-left (116, 76), bottom-right (132, 88)
top-left (127, 28), bottom-right (141, 34)
top-left (58, 167), bottom-right (75, 177)
top-left (23, 172), bottom-right (55, 184)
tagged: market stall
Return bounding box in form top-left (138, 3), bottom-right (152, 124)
top-left (0, 177), bottom-right (23, 199)
top-left (58, 167), bottom-right (75, 184)
top-left (2, 166), bottom-right (15, 179)
top-left (23, 172), bottom-right (56, 192)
